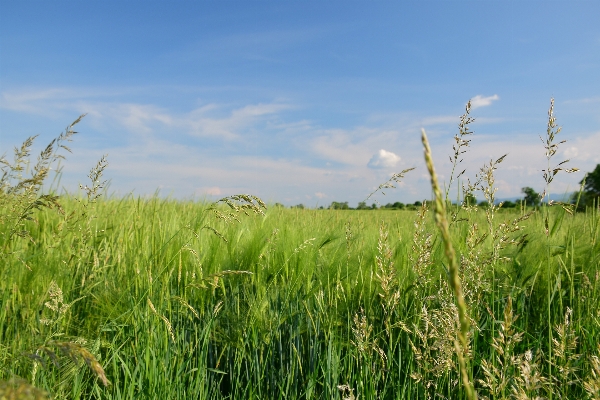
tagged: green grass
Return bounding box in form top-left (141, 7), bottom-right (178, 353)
top-left (1, 102), bottom-right (599, 399)
top-left (1, 198), bottom-right (599, 399)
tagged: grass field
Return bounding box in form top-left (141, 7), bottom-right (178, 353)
top-left (1, 102), bottom-right (599, 399)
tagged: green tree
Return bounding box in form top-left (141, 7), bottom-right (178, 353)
top-left (329, 201), bottom-right (349, 210)
top-left (578, 164), bottom-right (600, 208)
top-left (502, 200), bottom-right (517, 209)
top-left (521, 187), bottom-right (540, 207)
top-left (463, 193), bottom-right (477, 206)
top-left (392, 201), bottom-right (405, 209)
top-left (356, 201), bottom-right (369, 210)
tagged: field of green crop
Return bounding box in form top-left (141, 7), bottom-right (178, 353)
top-left (1, 103), bottom-right (599, 399)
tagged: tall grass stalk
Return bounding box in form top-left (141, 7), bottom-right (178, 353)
top-left (421, 129), bottom-right (476, 400)
top-left (539, 98), bottom-right (579, 399)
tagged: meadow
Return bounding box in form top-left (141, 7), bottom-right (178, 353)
top-left (1, 101), bottom-right (599, 399)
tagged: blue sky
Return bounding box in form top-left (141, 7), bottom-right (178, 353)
top-left (1, 1), bottom-right (599, 206)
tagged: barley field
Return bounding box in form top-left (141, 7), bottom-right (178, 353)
top-left (1, 103), bottom-right (599, 399)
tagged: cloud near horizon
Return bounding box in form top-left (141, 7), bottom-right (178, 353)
top-left (367, 149), bottom-right (401, 169)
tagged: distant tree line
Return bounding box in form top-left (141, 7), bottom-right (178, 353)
top-left (279, 164), bottom-right (600, 211)
top-left (283, 200), bottom-right (428, 211)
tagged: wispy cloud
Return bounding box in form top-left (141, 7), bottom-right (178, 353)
top-left (0, 88), bottom-right (291, 141)
top-left (198, 186), bottom-right (222, 196)
top-left (0, 88), bottom-right (87, 116)
top-left (563, 96), bottom-right (600, 104)
top-left (184, 103), bottom-right (291, 140)
top-left (470, 94), bottom-right (500, 109)
top-left (310, 129), bottom-right (372, 166)
top-left (421, 115), bottom-right (458, 125)
top-left (88, 101), bottom-right (292, 140)
top-left (169, 25), bottom-right (331, 64)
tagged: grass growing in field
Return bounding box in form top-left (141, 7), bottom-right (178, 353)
top-left (1, 101), bottom-right (599, 399)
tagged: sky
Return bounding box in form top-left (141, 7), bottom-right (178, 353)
top-left (1, 1), bottom-right (599, 207)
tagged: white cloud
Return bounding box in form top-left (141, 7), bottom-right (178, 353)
top-left (471, 94), bottom-right (499, 109)
top-left (315, 192), bottom-right (327, 198)
top-left (200, 186), bottom-right (222, 196)
top-left (561, 131), bottom-right (600, 163)
top-left (563, 146), bottom-right (578, 159)
top-left (367, 149), bottom-right (401, 169)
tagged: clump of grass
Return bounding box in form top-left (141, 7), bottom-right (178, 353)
top-left (375, 221), bottom-right (401, 333)
top-left (583, 344), bottom-right (600, 399)
top-left (0, 377), bottom-right (49, 400)
top-left (0, 115), bottom-right (84, 256)
top-left (23, 280), bottom-right (109, 392)
top-left (478, 296), bottom-right (541, 399)
top-left (552, 307), bottom-right (580, 398)
top-left (409, 302), bottom-right (461, 398)
top-left (203, 194), bottom-right (266, 242)
top-left (409, 201), bottom-right (434, 290)
top-left (40, 341), bottom-right (109, 387)
top-left (350, 307), bottom-right (387, 395)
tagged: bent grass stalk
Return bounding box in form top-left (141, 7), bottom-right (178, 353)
top-left (421, 128), bottom-right (477, 400)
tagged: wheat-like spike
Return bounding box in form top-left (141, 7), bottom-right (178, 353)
top-left (47, 340), bottom-right (110, 387)
top-left (147, 298), bottom-right (176, 342)
top-left (171, 295), bottom-right (199, 319)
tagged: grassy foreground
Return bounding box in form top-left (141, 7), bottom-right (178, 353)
top-left (1, 101), bottom-right (599, 399)
top-left (1, 196), bottom-right (599, 399)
